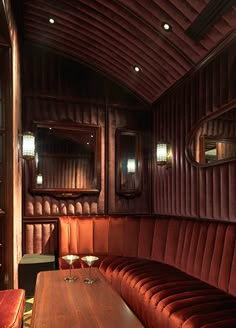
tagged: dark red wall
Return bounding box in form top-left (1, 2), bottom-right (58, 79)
top-left (153, 39), bottom-right (236, 221)
top-left (23, 45), bottom-right (151, 217)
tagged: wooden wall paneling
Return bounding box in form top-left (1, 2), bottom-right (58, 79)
top-left (153, 39), bottom-right (236, 221)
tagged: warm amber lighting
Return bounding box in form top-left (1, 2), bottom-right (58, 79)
top-left (22, 132), bottom-right (35, 160)
top-left (36, 174), bottom-right (43, 185)
top-left (127, 159), bottom-right (136, 173)
top-left (156, 143), bottom-right (172, 166)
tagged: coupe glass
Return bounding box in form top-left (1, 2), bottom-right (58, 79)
top-left (81, 255), bottom-right (99, 284)
top-left (62, 255), bottom-right (80, 282)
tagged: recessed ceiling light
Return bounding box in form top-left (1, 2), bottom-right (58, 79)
top-left (49, 18), bottom-right (55, 24)
top-left (133, 65), bottom-right (141, 73)
top-left (162, 22), bottom-right (172, 31)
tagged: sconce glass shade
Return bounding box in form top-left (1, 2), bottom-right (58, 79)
top-left (22, 132), bottom-right (35, 160)
top-left (127, 159), bottom-right (136, 173)
top-left (35, 152), bottom-right (39, 168)
top-left (36, 173), bottom-right (43, 185)
top-left (156, 143), bottom-right (172, 166)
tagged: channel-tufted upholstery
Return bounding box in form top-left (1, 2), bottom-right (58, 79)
top-left (59, 216), bottom-right (236, 327)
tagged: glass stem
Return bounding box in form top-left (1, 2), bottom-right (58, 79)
top-left (89, 265), bottom-right (91, 279)
top-left (70, 264), bottom-right (72, 278)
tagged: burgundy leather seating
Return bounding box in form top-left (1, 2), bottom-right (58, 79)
top-left (59, 216), bottom-right (236, 328)
top-left (0, 289), bottom-right (25, 328)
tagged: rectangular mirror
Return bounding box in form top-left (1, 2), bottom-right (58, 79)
top-left (31, 122), bottom-right (101, 198)
top-left (116, 129), bottom-right (142, 198)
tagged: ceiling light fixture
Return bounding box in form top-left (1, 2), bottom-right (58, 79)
top-left (162, 23), bottom-right (171, 31)
top-left (49, 18), bottom-right (55, 24)
top-left (133, 65), bottom-right (141, 73)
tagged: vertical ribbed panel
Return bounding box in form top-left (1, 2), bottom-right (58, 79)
top-left (24, 223), bottom-right (56, 254)
top-left (57, 216), bottom-right (236, 295)
top-left (23, 46), bottom-right (150, 217)
top-left (153, 39), bottom-right (236, 221)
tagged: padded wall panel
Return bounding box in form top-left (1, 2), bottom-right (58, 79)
top-left (108, 217), bottom-right (124, 256)
top-left (93, 218), bottom-right (109, 254)
top-left (151, 219), bottom-right (169, 261)
top-left (123, 218), bottom-right (140, 257)
top-left (24, 222), bottom-right (57, 254)
top-left (23, 47), bottom-right (150, 217)
top-left (153, 39), bottom-right (236, 221)
top-left (137, 219), bottom-right (155, 259)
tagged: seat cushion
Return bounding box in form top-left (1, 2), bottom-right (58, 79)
top-left (99, 256), bottom-right (236, 328)
top-left (0, 289), bottom-right (25, 328)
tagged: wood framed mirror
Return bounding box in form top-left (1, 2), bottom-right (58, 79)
top-left (186, 98), bottom-right (236, 167)
top-left (30, 122), bottom-right (101, 198)
top-left (115, 129), bottom-right (142, 198)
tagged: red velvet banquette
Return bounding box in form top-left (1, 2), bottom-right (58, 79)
top-left (58, 216), bottom-right (236, 328)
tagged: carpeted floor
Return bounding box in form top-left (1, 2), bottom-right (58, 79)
top-left (23, 298), bottom-right (33, 327)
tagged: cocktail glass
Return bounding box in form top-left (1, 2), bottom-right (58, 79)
top-left (62, 255), bottom-right (80, 282)
top-left (81, 255), bottom-right (99, 284)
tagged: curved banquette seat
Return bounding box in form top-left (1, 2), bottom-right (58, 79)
top-left (59, 216), bottom-right (236, 328)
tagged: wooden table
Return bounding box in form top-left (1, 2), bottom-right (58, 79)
top-left (31, 268), bottom-right (144, 328)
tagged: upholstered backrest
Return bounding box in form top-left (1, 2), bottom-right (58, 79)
top-left (58, 216), bottom-right (155, 258)
top-left (58, 216), bottom-right (236, 296)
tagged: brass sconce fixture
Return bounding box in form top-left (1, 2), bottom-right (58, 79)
top-left (156, 143), bottom-right (172, 167)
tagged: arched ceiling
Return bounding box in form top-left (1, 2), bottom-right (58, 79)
top-left (21, 0), bottom-right (236, 104)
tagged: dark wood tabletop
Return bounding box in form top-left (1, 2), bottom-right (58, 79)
top-left (31, 268), bottom-right (144, 328)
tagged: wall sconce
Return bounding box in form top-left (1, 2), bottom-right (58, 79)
top-left (22, 131), bottom-right (35, 160)
top-left (156, 143), bottom-right (172, 166)
top-left (36, 173), bottom-right (43, 185)
top-left (127, 159), bottom-right (136, 173)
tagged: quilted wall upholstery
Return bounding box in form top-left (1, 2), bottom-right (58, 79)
top-left (58, 216), bottom-right (236, 297)
top-left (153, 38), bottom-right (236, 221)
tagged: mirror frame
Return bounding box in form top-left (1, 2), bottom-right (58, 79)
top-left (30, 121), bottom-right (101, 198)
top-left (186, 98), bottom-right (236, 167)
top-left (115, 128), bottom-right (142, 198)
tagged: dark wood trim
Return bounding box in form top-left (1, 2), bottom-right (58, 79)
top-left (115, 129), bottom-right (143, 198)
top-left (153, 31), bottom-right (236, 107)
top-left (104, 91), bottom-right (109, 215)
top-left (185, 98), bottom-right (236, 168)
top-left (29, 121), bottom-right (101, 199)
top-left (0, 1), bottom-right (10, 46)
top-left (23, 93), bottom-right (149, 111)
top-left (186, 0), bottom-right (236, 41)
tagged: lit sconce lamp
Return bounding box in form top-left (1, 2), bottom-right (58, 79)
top-left (22, 132), bottom-right (35, 160)
top-left (127, 159), bottom-right (136, 173)
top-left (156, 143), bottom-right (172, 166)
top-left (36, 173), bottom-right (43, 185)
top-left (35, 152), bottom-right (39, 168)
